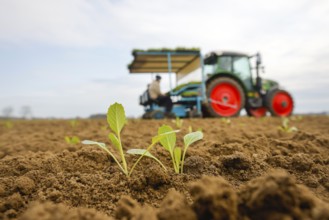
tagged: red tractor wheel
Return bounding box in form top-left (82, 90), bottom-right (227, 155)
top-left (204, 77), bottom-right (245, 117)
top-left (246, 107), bottom-right (267, 117)
top-left (266, 89), bottom-right (294, 117)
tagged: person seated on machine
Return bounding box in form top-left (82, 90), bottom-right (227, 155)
top-left (148, 75), bottom-right (174, 117)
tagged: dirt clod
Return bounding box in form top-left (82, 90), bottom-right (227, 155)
top-left (183, 156), bottom-right (205, 175)
top-left (144, 165), bottom-right (169, 188)
top-left (238, 170), bottom-right (329, 220)
top-left (18, 201), bottom-right (113, 220)
top-left (16, 176), bottom-right (36, 195)
top-left (221, 153), bottom-right (251, 170)
top-left (190, 176), bottom-right (238, 220)
top-left (157, 189), bottom-right (197, 220)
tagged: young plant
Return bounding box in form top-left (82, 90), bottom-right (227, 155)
top-left (290, 115), bottom-right (303, 122)
top-left (188, 126), bottom-right (202, 133)
top-left (221, 118), bottom-right (231, 125)
top-left (158, 125), bottom-right (203, 174)
top-left (65, 136), bottom-right (80, 144)
top-left (278, 118), bottom-right (298, 133)
top-left (101, 125), bottom-right (108, 131)
top-left (172, 117), bottom-right (183, 128)
top-left (82, 103), bottom-right (176, 177)
top-left (69, 119), bottom-right (79, 128)
top-left (4, 121), bottom-right (13, 129)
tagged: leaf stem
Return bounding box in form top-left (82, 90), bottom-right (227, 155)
top-left (117, 134), bottom-right (128, 175)
top-left (181, 145), bottom-right (188, 173)
top-left (128, 142), bottom-right (157, 177)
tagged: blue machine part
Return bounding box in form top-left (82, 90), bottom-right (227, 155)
top-left (172, 105), bottom-right (187, 117)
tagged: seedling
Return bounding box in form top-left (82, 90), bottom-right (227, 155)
top-left (188, 126), bottom-right (203, 133)
top-left (290, 115), bottom-right (303, 122)
top-left (82, 103), bottom-right (176, 177)
top-left (172, 117), bottom-right (183, 128)
top-left (101, 125), bottom-right (108, 131)
top-left (69, 119), bottom-right (79, 128)
top-left (65, 136), bottom-right (80, 144)
top-left (158, 125), bottom-right (203, 173)
top-left (278, 118), bottom-right (298, 133)
top-left (4, 121), bottom-right (13, 129)
top-left (221, 118), bottom-right (231, 125)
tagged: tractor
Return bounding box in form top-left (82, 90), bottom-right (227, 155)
top-left (128, 48), bottom-right (294, 118)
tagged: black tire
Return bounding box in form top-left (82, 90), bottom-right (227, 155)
top-left (204, 77), bottom-right (245, 117)
top-left (266, 89), bottom-right (294, 117)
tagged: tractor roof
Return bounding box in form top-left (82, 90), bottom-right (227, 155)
top-left (128, 48), bottom-right (201, 80)
top-left (204, 50), bottom-right (249, 59)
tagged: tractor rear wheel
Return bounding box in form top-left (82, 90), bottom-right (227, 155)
top-left (266, 89), bottom-right (294, 117)
top-left (246, 107), bottom-right (267, 117)
top-left (204, 77), bottom-right (245, 117)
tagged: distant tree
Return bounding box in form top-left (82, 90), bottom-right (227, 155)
top-left (2, 106), bottom-right (14, 118)
top-left (20, 106), bottom-right (33, 119)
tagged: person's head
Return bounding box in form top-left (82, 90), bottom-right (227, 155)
top-left (155, 75), bottom-right (161, 81)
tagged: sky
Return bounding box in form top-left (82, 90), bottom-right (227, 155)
top-left (0, 0), bottom-right (328, 118)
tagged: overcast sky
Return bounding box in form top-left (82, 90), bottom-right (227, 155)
top-left (0, 0), bottom-right (328, 118)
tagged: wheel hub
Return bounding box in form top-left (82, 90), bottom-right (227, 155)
top-left (281, 101), bottom-right (287, 108)
top-left (222, 95), bottom-right (229, 103)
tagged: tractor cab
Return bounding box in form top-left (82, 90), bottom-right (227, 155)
top-left (204, 51), bottom-right (254, 91)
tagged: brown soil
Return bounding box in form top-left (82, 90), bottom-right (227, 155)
top-left (0, 116), bottom-right (328, 220)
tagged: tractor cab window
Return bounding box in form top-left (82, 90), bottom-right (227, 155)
top-left (217, 56), bottom-right (232, 72)
top-left (233, 56), bottom-right (253, 90)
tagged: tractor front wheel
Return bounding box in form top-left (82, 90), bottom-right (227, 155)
top-left (204, 77), bottom-right (245, 117)
top-left (266, 89), bottom-right (294, 117)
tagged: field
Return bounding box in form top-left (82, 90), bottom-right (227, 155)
top-left (0, 116), bottom-right (328, 220)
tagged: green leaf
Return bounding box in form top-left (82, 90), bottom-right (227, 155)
top-left (184, 131), bottom-right (203, 148)
top-left (127, 149), bottom-right (167, 173)
top-left (72, 136), bottom-right (80, 144)
top-left (108, 133), bottom-right (120, 151)
top-left (288, 126), bottom-right (298, 132)
top-left (173, 147), bottom-right (182, 172)
top-left (65, 136), bottom-right (71, 144)
top-left (82, 140), bottom-right (106, 148)
top-left (107, 103), bottom-right (126, 136)
top-left (127, 149), bottom-right (156, 159)
top-left (158, 125), bottom-right (176, 153)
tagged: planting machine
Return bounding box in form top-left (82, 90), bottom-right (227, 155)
top-left (128, 48), bottom-right (294, 119)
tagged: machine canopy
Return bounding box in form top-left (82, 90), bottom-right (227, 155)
top-left (128, 49), bottom-right (201, 81)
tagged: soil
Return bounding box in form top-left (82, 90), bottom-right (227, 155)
top-left (0, 116), bottom-right (328, 220)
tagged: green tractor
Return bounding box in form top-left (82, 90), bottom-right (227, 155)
top-left (129, 49), bottom-right (294, 118)
top-left (202, 51), bottom-right (294, 117)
